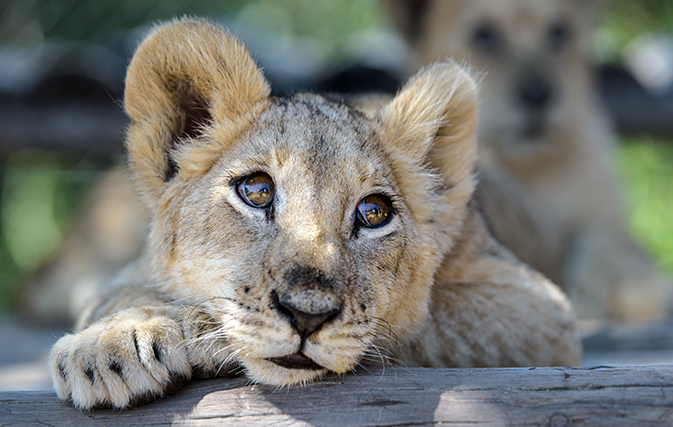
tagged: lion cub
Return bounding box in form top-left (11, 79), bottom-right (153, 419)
top-left (383, 0), bottom-right (673, 320)
top-left (49, 19), bottom-right (580, 410)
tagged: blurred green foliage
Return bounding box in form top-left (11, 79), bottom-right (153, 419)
top-left (2, 154), bottom-right (62, 271)
top-left (604, 0), bottom-right (673, 43)
top-left (617, 139), bottom-right (673, 274)
top-left (1, 0), bottom-right (384, 63)
top-left (0, 154), bottom-right (114, 308)
top-left (2, 0), bottom-right (671, 57)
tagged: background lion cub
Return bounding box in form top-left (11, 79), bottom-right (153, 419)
top-left (49, 19), bottom-right (580, 410)
top-left (383, 0), bottom-right (673, 320)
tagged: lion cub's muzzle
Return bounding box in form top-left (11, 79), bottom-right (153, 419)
top-left (268, 267), bottom-right (342, 370)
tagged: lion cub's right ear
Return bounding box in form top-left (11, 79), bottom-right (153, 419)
top-left (124, 18), bottom-right (270, 204)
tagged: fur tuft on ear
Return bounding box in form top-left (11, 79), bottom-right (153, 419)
top-left (380, 61), bottom-right (479, 249)
top-left (124, 18), bottom-right (270, 205)
top-left (382, 60), bottom-right (478, 192)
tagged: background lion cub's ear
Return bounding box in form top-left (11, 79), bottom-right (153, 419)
top-left (124, 18), bottom-right (270, 204)
top-left (381, 61), bottom-right (479, 215)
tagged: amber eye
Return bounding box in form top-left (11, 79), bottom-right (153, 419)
top-left (356, 195), bottom-right (393, 228)
top-left (237, 173), bottom-right (275, 208)
top-left (548, 21), bottom-right (570, 51)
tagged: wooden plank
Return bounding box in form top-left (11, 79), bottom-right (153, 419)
top-left (1, 365), bottom-right (672, 426)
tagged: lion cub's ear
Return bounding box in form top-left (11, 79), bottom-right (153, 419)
top-left (124, 18), bottom-right (270, 204)
top-left (380, 61), bottom-right (478, 212)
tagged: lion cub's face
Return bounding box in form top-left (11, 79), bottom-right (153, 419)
top-left (124, 20), bottom-right (478, 386)
top-left (386, 0), bottom-right (602, 148)
top-left (168, 96), bottom-right (424, 384)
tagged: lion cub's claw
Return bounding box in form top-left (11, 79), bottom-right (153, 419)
top-left (49, 308), bottom-right (191, 410)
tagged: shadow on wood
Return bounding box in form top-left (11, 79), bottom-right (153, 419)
top-left (2, 365), bottom-right (672, 426)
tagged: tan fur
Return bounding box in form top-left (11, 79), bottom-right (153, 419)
top-left (49, 18), bottom-right (580, 410)
top-left (383, 0), bottom-right (673, 320)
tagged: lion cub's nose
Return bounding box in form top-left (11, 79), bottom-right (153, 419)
top-left (518, 79), bottom-right (553, 109)
top-left (277, 292), bottom-right (340, 340)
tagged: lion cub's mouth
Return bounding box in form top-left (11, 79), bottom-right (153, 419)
top-left (267, 352), bottom-right (324, 370)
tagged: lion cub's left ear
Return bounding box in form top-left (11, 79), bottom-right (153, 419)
top-left (124, 18), bottom-right (270, 204)
top-left (380, 61), bottom-right (479, 217)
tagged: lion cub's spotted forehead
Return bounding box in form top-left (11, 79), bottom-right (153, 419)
top-left (231, 94), bottom-right (396, 195)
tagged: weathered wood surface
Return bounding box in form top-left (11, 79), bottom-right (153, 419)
top-left (2, 364), bottom-right (672, 426)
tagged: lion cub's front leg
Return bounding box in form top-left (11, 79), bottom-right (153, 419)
top-left (49, 305), bottom-right (192, 410)
top-left (48, 281), bottom-right (235, 411)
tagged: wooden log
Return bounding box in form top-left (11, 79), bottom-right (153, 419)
top-left (2, 365), bottom-right (672, 426)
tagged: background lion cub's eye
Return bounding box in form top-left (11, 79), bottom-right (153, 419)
top-left (548, 21), bottom-right (570, 51)
top-left (237, 173), bottom-right (275, 208)
top-left (356, 195), bottom-right (393, 228)
top-left (471, 23), bottom-right (501, 54)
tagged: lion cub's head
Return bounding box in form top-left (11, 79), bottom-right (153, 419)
top-left (124, 19), bottom-right (478, 386)
top-left (384, 0), bottom-right (603, 150)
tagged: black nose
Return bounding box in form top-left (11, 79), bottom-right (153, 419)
top-left (518, 80), bottom-right (553, 109)
top-left (276, 294), bottom-right (340, 340)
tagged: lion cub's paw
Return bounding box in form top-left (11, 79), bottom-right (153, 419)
top-left (49, 307), bottom-right (191, 410)
top-left (179, 309), bottom-right (238, 379)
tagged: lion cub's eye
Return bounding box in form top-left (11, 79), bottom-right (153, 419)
top-left (548, 21), bottom-right (570, 51)
top-left (472, 23), bottom-right (501, 54)
top-left (356, 195), bottom-right (393, 228)
top-left (237, 173), bottom-right (275, 208)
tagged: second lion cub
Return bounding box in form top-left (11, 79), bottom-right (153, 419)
top-left (49, 19), bottom-right (580, 410)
